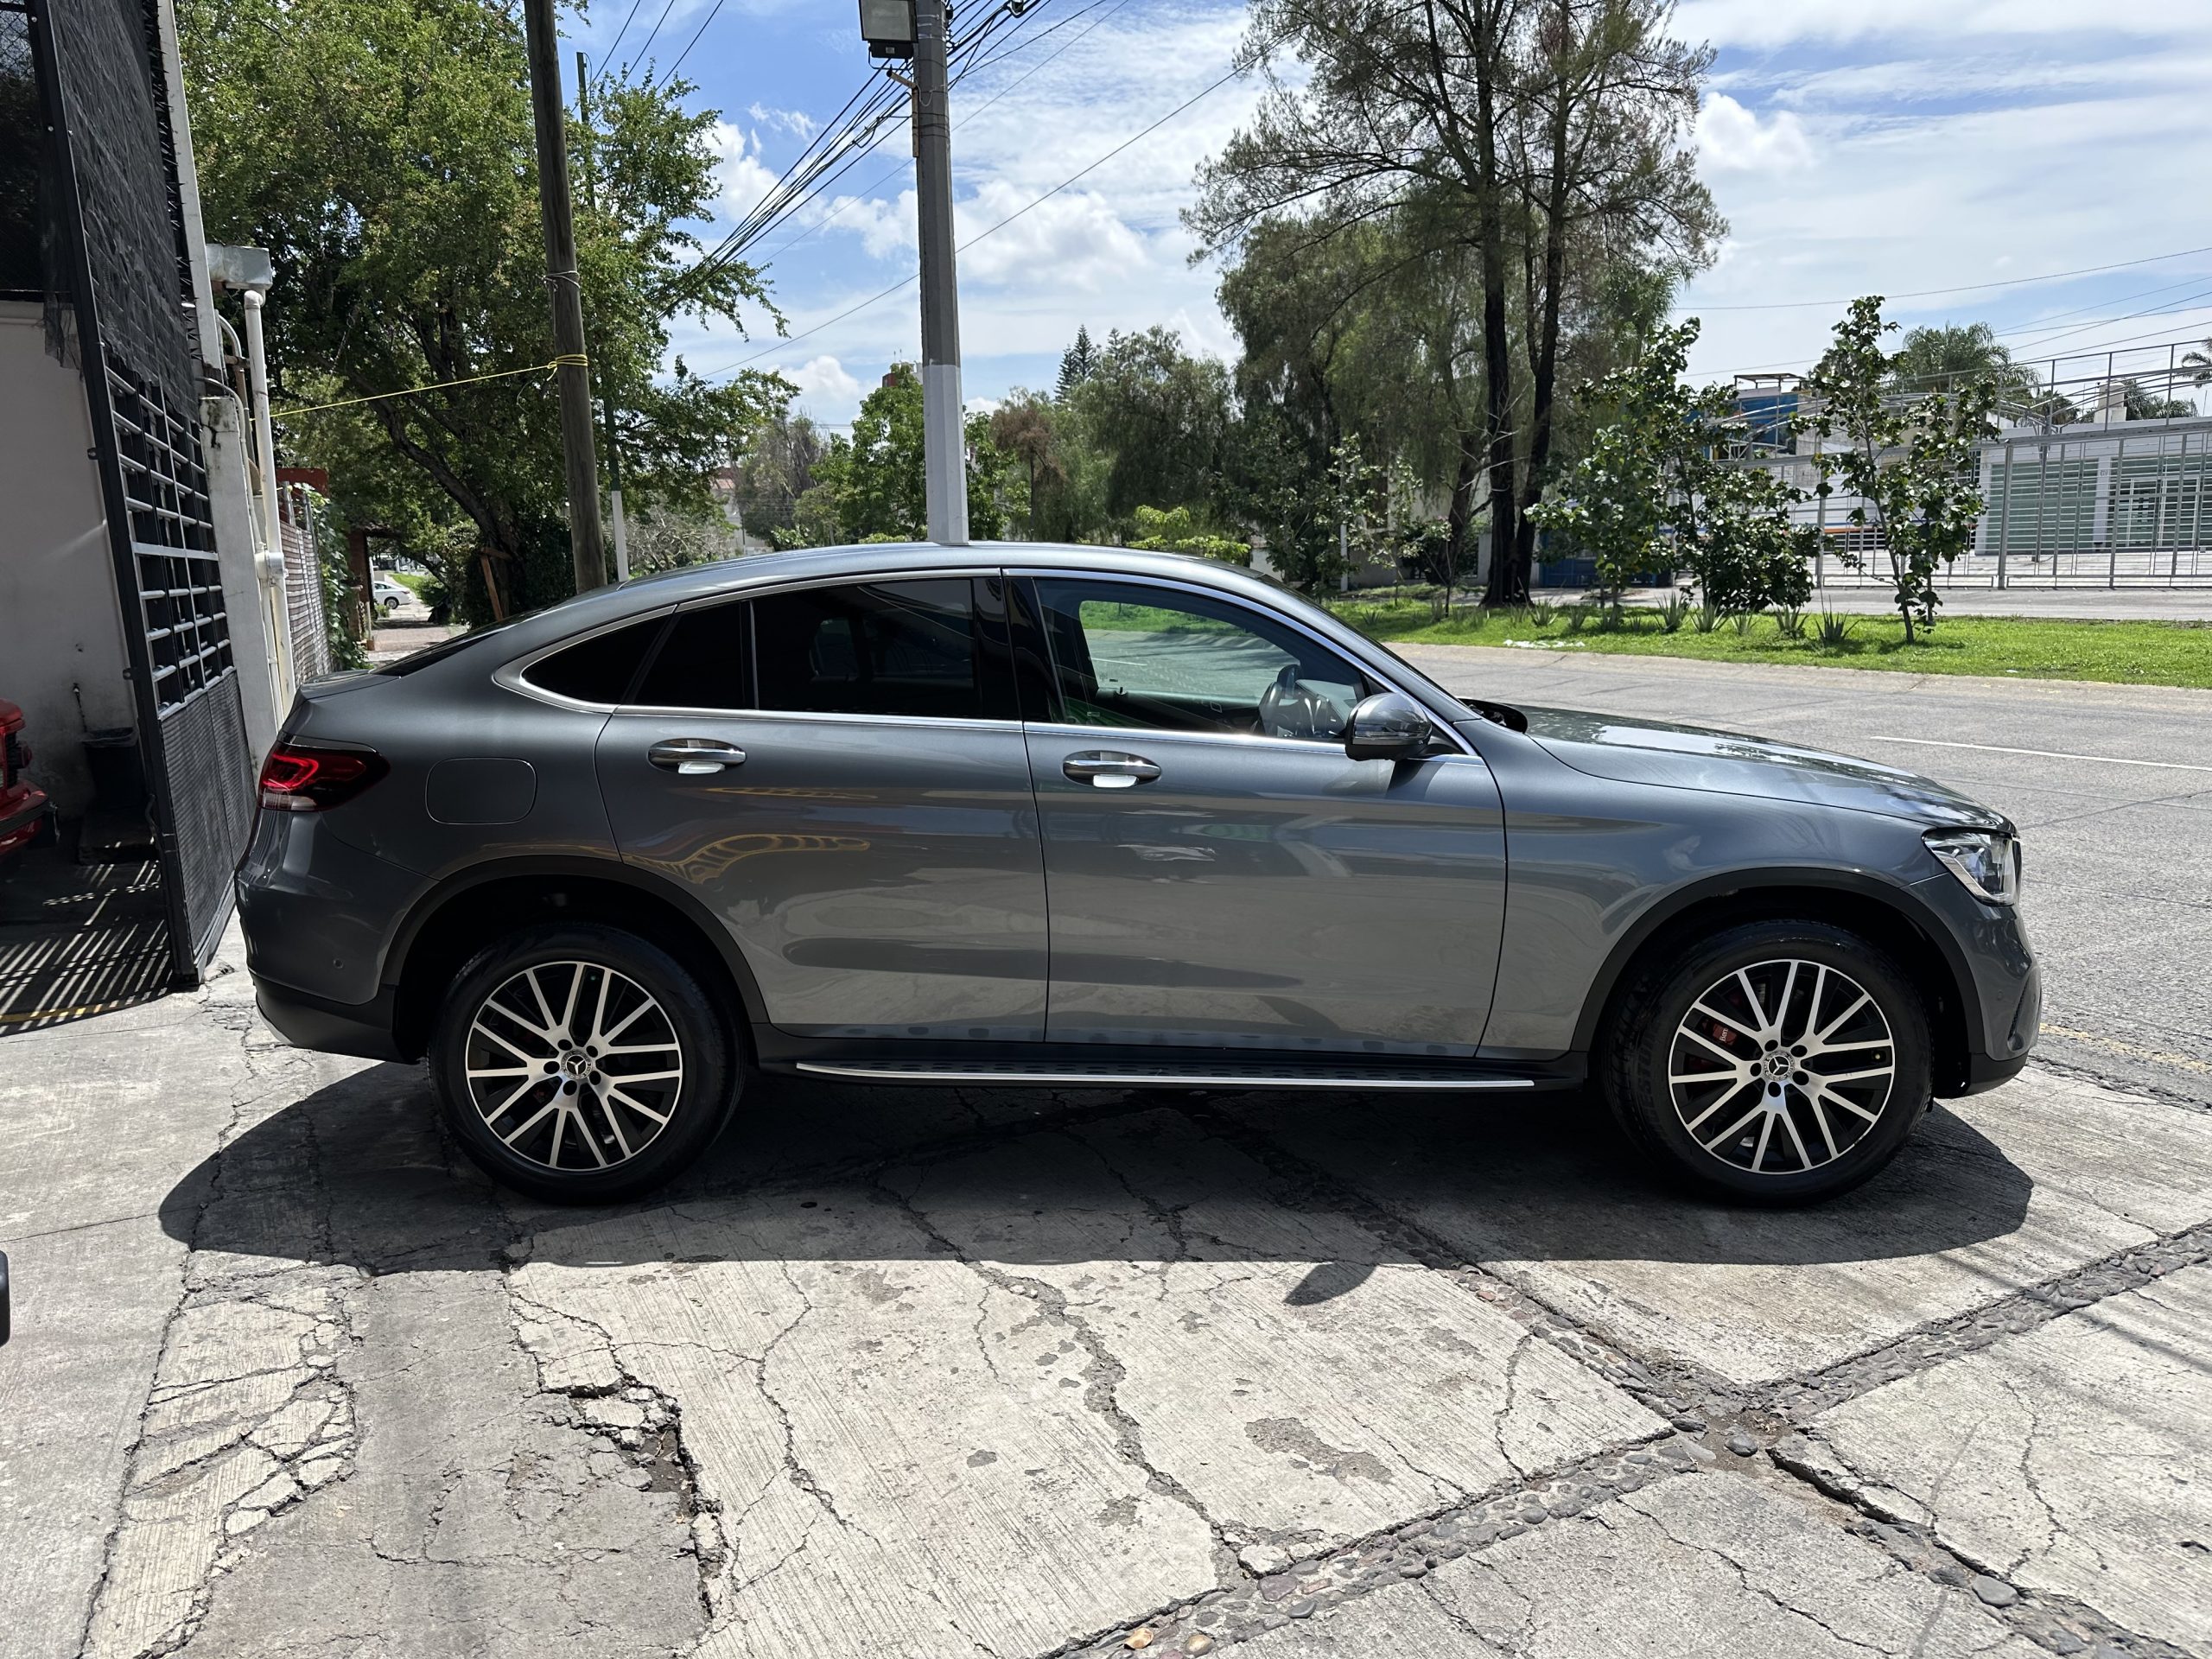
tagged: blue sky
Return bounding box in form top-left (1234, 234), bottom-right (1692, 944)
top-left (563, 0), bottom-right (2212, 428)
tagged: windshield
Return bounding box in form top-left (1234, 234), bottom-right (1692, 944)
top-left (1267, 582), bottom-right (1477, 717)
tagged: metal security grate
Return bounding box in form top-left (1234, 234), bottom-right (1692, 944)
top-left (29, 0), bottom-right (256, 981)
top-left (110, 365), bottom-right (234, 709)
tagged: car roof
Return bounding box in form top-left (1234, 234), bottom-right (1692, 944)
top-left (493, 541), bottom-right (1299, 644)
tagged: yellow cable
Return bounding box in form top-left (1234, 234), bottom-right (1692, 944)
top-left (272, 355), bottom-right (589, 421)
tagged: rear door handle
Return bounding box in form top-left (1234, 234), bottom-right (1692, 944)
top-left (649, 738), bottom-right (747, 775)
top-left (1062, 751), bottom-right (1161, 789)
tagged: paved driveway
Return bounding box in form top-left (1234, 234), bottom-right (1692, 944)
top-left (2, 653), bottom-right (2207, 1659)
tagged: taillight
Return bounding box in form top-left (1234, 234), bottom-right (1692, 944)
top-left (257, 741), bottom-right (388, 813)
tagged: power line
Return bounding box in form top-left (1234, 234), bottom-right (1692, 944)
top-left (1679, 242), bottom-right (2212, 315)
top-left (615, 0), bottom-right (681, 84)
top-left (597, 0), bottom-right (646, 74)
top-left (677, 2), bottom-right (1045, 295)
top-left (700, 60), bottom-right (1249, 381)
top-left (753, 0), bottom-right (1135, 270)
top-left (652, 0), bottom-right (728, 88)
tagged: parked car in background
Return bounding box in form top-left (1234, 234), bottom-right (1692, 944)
top-left (237, 543), bottom-right (2039, 1207)
top-left (371, 571), bottom-right (411, 613)
top-left (0, 698), bottom-right (51, 878)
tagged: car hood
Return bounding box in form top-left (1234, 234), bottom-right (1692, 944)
top-left (1512, 705), bottom-right (2011, 830)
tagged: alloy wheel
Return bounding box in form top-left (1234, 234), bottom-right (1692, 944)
top-left (462, 960), bottom-right (685, 1173)
top-left (1667, 957), bottom-right (1897, 1177)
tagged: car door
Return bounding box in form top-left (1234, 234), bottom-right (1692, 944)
top-left (1016, 573), bottom-right (1507, 1056)
top-left (594, 574), bottom-right (1049, 1040)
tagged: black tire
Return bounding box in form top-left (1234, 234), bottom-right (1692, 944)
top-left (1599, 919), bottom-right (1931, 1205)
top-left (431, 923), bottom-right (736, 1204)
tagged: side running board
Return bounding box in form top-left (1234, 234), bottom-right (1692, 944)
top-left (792, 1060), bottom-right (1535, 1090)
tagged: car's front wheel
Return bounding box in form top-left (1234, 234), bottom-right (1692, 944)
top-left (1600, 920), bottom-right (1931, 1205)
top-left (431, 924), bottom-right (735, 1204)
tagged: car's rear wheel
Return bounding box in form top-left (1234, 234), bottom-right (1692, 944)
top-left (431, 924), bottom-right (735, 1204)
top-left (1600, 919), bottom-right (1931, 1205)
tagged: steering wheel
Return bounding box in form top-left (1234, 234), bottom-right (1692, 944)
top-left (1257, 663), bottom-right (1340, 741)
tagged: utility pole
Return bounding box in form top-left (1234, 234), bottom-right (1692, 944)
top-left (575, 51), bottom-right (630, 582)
top-left (523, 0), bottom-right (607, 594)
top-left (912, 1), bottom-right (969, 545)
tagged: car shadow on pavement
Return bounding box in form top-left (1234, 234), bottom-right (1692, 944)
top-left (157, 1060), bottom-right (2036, 1280)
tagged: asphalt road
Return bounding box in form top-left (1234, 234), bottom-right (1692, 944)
top-left (3, 652), bottom-right (2209, 1659)
top-left (1400, 642), bottom-right (2212, 1109)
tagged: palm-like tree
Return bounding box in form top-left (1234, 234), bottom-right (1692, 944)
top-left (2183, 337), bottom-right (2212, 386)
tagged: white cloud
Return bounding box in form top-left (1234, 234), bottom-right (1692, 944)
top-left (1675, 0), bottom-right (2209, 50)
top-left (956, 183), bottom-right (1150, 290)
top-left (1695, 94), bottom-right (1812, 175)
top-left (709, 121), bottom-right (780, 223)
top-left (781, 353), bottom-right (863, 415)
top-left (748, 101), bottom-right (817, 139)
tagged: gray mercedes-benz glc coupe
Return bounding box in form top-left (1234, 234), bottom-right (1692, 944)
top-left (238, 543), bottom-right (2037, 1205)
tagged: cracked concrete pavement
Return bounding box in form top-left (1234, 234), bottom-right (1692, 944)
top-left (5, 653), bottom-right (2211, 1658)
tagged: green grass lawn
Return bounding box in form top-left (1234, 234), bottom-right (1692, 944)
top-left (1325, 598), bottom-right (2212, 690)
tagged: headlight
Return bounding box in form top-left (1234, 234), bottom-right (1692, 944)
top-left (1925, 829), bottom-right (2019, 906)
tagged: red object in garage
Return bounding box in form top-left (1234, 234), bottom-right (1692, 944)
top-left (0, 699), bottom-right (53, 869)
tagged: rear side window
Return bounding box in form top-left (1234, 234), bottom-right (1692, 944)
top-left (521, 617), bottom-right (666, 704)
top-left (633, 601), bottom-right (748, 709)
top-left (753, 580), bottom-right (988, 721)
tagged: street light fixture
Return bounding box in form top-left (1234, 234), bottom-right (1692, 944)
top-left (857, 0), bottom-right (917, 59)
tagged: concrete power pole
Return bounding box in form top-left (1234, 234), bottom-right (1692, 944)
top-left (912, 1), bottom-right (969, 546)
top-left (523, 0), bottom-right (607, 594)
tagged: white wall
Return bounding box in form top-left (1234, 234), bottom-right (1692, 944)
top-left (0, 308), bottom-right (138, 813)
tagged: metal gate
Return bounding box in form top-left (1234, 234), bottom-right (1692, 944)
top-left (28, 0), bottom-right (255, 981)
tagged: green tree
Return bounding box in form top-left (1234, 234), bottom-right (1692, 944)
top-left (987, 395), bottom-right (1065, 539)
top-left (1192, 0), bottom-right (1720, 607)
top-left (1802, 297), bottom-right (1997, 641)
top-left (2185, 337), bottom-right (2212, 386)
top-left (1671, 460), bottom-right (1815, 616)
top-left (1128, 505), bottom-right (1252, 565)
top-left (1532, 319), bottom-right (1813, 616)
top-left (181, 0), bottom-right (789, 614)
top-left (1056, 326), bottom-right (1098, 397)
top-left (1528, 323), bottom-right (1697, 605)
top-left (1066, 327), bottom-right (1234, 521)
top-left (2121, 378), bottom-right (2196, 420)
top-left (728, 410), bottom-right (827, 544)
top-left (792, 365), bottom-right (1015, 544)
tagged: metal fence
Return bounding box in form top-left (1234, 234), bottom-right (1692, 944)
top-left (1743, 418), bottom-right (2212, 589)
top-left (279, 480), bottom-right (332, 682)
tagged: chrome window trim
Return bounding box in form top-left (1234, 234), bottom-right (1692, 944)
top-left (604, 707), bottom-right (1021, 734)
top-left (666, 566), bottom-right (1000, 608)
top-left (1011, 567), bottom-right (1478, 758)
top-left (1020, 718), bottom-right (1487, 764)
top-left (496, 604), bottom-right (679, 714)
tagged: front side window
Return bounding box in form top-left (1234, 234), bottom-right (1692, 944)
top-left (753, 579), bottom-right (986, 721)
top-left (1030, 578), bottom-right (1367, 742)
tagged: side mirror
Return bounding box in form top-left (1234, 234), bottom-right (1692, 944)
top-left (1344, 692), bottom-right (1435, 761)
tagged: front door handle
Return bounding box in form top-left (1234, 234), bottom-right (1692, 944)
top-left (649, 738), bottom-right (747, 775)
top-left (1063, 750), bottom-right (1161, 789)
